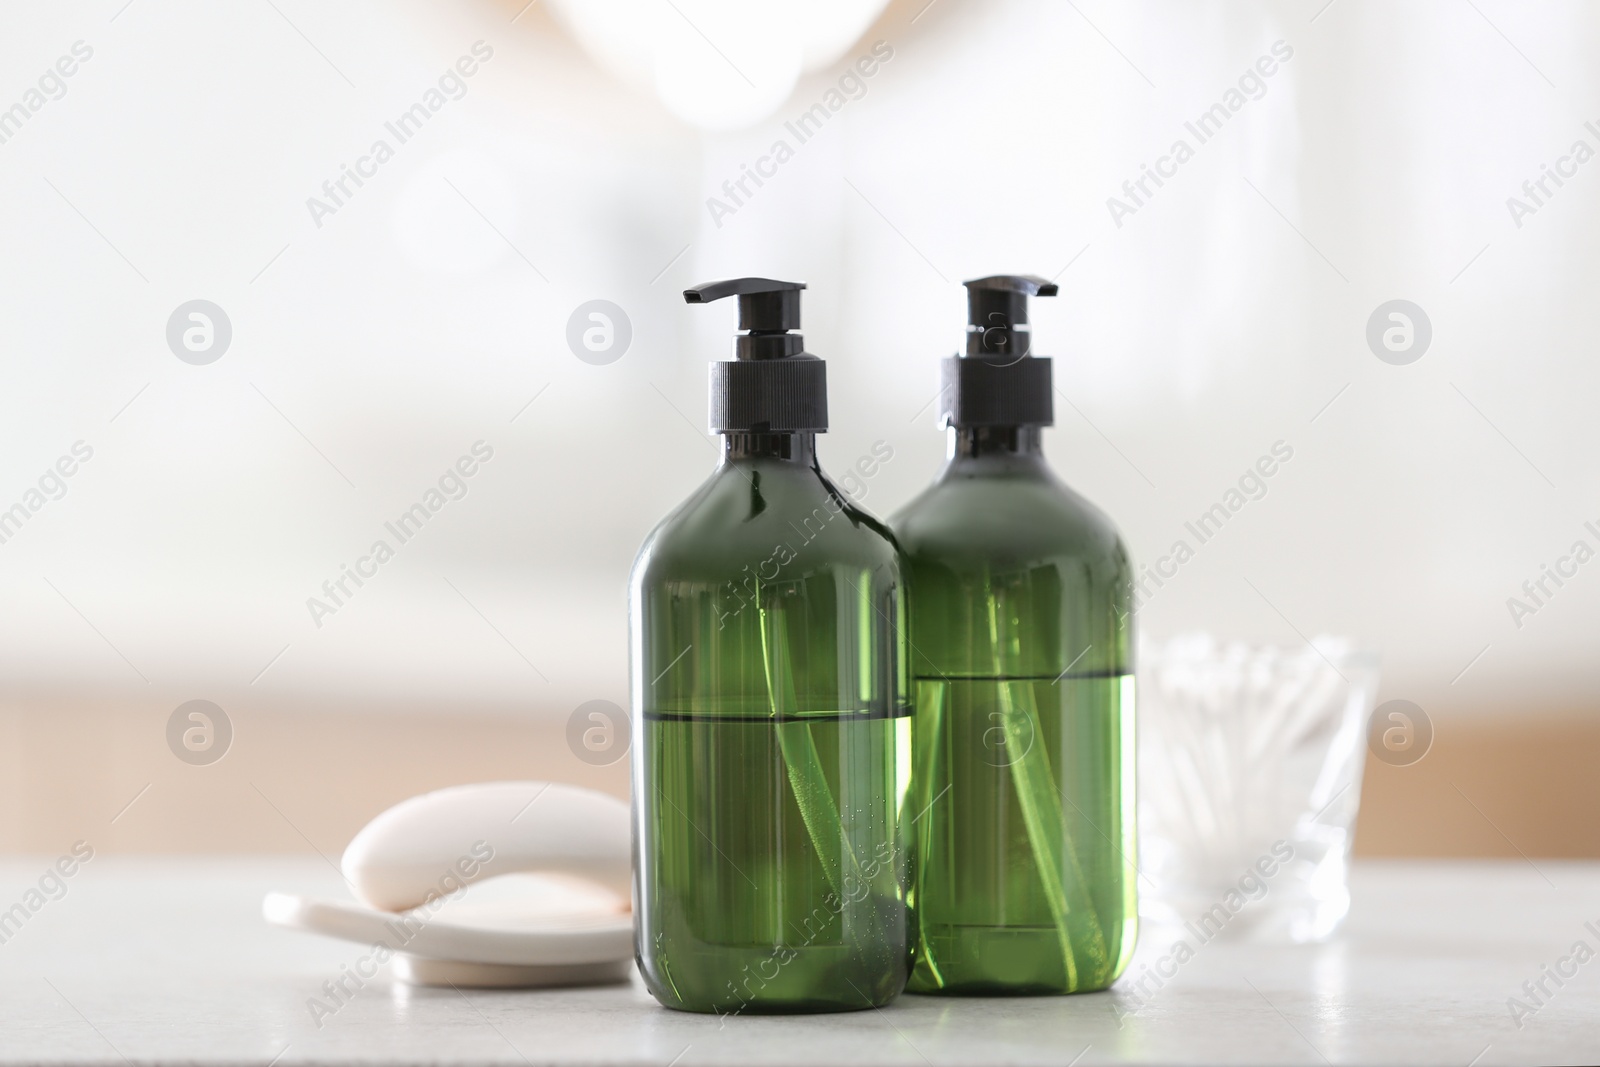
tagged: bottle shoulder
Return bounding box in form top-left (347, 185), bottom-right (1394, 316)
top-left (634, 460), bottom-right (900, 587)
top-left (893, 459), bottom-right (1128, 574)
top-left (892, 459), bottom-right (1135, 677)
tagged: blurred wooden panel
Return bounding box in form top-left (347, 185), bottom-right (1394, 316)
top-left (1356, 710), bottom-right (1600, 858)
top-left (0, 697), bottom-right (1594, 857)
top-left (0, 694), bottom-right (629, 856)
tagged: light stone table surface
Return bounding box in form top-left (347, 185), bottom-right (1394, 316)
top-left (0, 857), bottom-right (1595, 1066)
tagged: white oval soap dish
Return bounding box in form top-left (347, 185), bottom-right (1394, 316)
top-left (263, 781), bottom-right (635, 988)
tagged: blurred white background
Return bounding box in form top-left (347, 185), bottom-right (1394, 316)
top-left (1, 0), bottom-right (1596, 851)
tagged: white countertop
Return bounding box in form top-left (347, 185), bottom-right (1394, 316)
top-left (0, 857), bottom-right (1594, 1066)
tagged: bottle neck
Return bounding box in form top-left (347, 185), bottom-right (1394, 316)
top-left (948, 425), bottom-right (1044, 459)
top-left (722, 432), bottom-right (818, 465)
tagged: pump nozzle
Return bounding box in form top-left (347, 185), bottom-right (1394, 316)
top-left (685, 277), bottom-right (826, 434)
top-left (939, 274), bottom-right (1058, 429)
top-left (964, 275), bottom-right (1058, 358)
top-left (685, 278), bottom-right (806, 359)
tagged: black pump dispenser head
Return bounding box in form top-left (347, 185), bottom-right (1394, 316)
top-left (966, 274), bottom-right (1057, 358)
top-left (685, 277), bottom-right (827, 434)
top-left (940, 274), bottom-right (1058, 428)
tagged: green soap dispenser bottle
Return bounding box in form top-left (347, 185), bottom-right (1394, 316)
top-left (630, 278), bottom-right (911, 1014)
top-left (894, 275), bottom-right (1137, 995)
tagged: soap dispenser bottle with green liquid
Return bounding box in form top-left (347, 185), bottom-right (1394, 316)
top-left (894, 275), bottom-right (1137, 995)
top-left (630, 278), bottom-right (911, 1014)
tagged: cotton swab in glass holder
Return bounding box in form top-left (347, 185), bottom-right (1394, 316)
top-left (1138, 634), bottom-right (1378, 944)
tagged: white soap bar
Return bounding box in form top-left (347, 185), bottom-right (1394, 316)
top-left (341, 781), bottom-right (632, 912)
